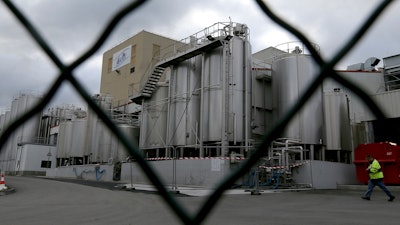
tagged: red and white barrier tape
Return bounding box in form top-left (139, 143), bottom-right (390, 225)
top-left (145, 156), bottom-right (246, 161)
top-left (259, 161), bottom-right (309, 170)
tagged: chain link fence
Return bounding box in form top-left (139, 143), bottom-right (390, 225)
top-left (0, 0), bottom-right (395, 224)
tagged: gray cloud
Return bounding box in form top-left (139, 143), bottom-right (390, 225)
top-left (1, 0), bottom-right (399, 109)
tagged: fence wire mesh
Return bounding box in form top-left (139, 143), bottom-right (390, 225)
top-left (0, 0), bottom-right (395, 224)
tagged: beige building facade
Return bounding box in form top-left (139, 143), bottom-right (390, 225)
top-left (100, 30), bottom-right (177, 107)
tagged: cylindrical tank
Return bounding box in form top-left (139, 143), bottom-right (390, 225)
top-left (323, 89), bottom-right (352, 150)
top-left (18, 94), bottom-right (41, 143)
top-left (85, 105), bottom-right (100, 159)
top-left (1, 111), bottom-right (12, 170)
top-left (112, 124), bottom-right (139, 162)
top-left (0, 113), bottom-right (6, 164)
top-left (140, 83), bottom-right (169, 149)
top-left (99, 123), bottom-right (112, 163)
top-left (5, 93), bottom-right (41, 171)
top-left (69, 119), bottom-right (87, 157)
top-left (227, 37), bottom-right (252, 142)
top-left (57, 121), bottom-right (73, 158)
top-left (85, 94), bottom-right (114, 162)
top-left (0, 114), bottom-right (4, 134)
top-left (168, 56), bottom-right (201, 146)
top-left (272, 54), bottom-right (323, 144)
top-left (202, 43), bottom-right (225, 142)
top-left (201, 36), bottom-right (251, 143)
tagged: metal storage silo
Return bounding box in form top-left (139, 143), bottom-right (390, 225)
top-left (201, 35), bottom-right (252, 144)
top-left (0, 113), bottom-right (7, 165)
top-left (0, 114), bottom-right (4, 134)
top-left (140, 83), bottom-right (169, 149)
top-left (227, 36), bottom-right (252, 143)
top-left (69, 119), bottom-right (87, 157)
top-left (5, 93), bottom-right (41, 171)
top-left (85, 105), bottom-right (100, 160)
top-left (85, 94), bottom-right (114, 163)
top-left (202, 46), bottom-right (224, 142)
top-left (56, 121), bottom-right (73, 159)
top-left (17, 94), bottom-right (41, 143)
top-left (323, 89), bottom-right (352, 150)
top-left (112, 124), bottom-right (139, 162)
top-left (1, 111), bottom-right (12, 170)
top-left (272, 54), bottom-right (323, 144)
top-left (96, 121), bottom-right (112, 163)
top-left (168, 56), bottom-right (201, 146)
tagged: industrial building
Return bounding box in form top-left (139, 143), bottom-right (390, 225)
top-left (100, 30), bottom-right (179, 108)
top-left (1, 21), bottom-right (400, 189)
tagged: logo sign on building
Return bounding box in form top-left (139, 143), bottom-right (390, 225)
top-left (112, 45), bottom-right (131, 71)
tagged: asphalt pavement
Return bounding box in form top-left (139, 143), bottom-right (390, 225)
top-left (2, 176), bottom-right (400, 225)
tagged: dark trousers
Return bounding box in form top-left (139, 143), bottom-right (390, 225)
top-left (364, 178), bottom-right (394, 198)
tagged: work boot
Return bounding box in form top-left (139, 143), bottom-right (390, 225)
top-left (388, 196), bottom-right (395, 202)
top-left (361, 196), bottom-right (370, 200)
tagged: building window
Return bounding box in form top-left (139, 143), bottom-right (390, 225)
top-left (130, 67), bottom-right (135, 74)
top-left (41, 160), bottom-right (52, 168)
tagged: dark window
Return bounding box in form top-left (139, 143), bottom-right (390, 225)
top-left (130, 67), bottom-right (135, 74)
top-left (41, 160), bottom-right (51, 168)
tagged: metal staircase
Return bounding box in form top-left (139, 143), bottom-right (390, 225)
top-left (141, 66), bottom-right (165, 97)
top-left (131, 38), bottom-right (225, 104)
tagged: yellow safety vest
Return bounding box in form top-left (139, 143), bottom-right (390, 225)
top-left (368, 159), bottom-right (384, 180)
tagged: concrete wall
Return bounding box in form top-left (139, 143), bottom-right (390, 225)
top-left (46, 164), bottom-right (114, 181)
top-left (46, 158), bottom-right (236, 187)
top-left (45, 159), bottom-right (358, 189)
top-left (293, 160), bottom-right (358, 189)
top-left (120, 158), bottom-right (234, 187)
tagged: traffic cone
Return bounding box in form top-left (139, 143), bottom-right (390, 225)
top-left (0, 172), bottom-right (7, 191)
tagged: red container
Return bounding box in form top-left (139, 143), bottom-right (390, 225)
top-left (354, 142), bottom-right (400, 185)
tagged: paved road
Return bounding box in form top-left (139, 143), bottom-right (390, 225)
top-left (1, 176), bottom-right (400, 225)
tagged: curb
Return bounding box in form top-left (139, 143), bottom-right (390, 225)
top-left (0, 186), bottom-right (16, 196)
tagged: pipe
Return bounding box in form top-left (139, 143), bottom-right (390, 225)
top-left (233, 113), bottom-right (236, 145)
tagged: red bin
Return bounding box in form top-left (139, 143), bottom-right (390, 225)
top-left (354, 142), bottom-right (400, 185)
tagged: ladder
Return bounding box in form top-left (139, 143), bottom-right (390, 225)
top-left (131, 38), bottom-right (225, 103)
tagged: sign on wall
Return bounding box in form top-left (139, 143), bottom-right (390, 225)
top-left (112, 45), bottom-right (131, 71)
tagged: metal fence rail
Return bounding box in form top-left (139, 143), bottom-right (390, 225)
top-left (0, 0), bottom-right (394, 224)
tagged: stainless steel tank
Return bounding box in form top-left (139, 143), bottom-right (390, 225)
top-left (140, 83), bottom-right (169, 149)
top-left (112, 124), bottom-right (139, 161)
top-left (85, 105), bottom-right (100, 160)
top-left (272, 54), bottom-right (323, 144)
top-left (56, 121), bottom-right (73, 158)
top-left (323, 89), bottom-right (351, 150)
top-left (19, 94), bottom-right (41, 143)
top-left (86, 94), bottom-right (114, 163)
top-left (202, 46), bottom-right (224, 142)
top-left (5, 93), bottom-right (41, 171)
top-left (168, 56), bottom-right (201, 146)
top-left (69, 120), bottom-right (87, 157)
top-left (227, 37), bottom-right (252, 143)
top-left (201, 36), bottom-right (251, 143)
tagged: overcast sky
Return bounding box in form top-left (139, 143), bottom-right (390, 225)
top-left (0, 0), bottom-right (399, 112)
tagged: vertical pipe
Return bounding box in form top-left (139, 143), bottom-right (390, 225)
top-left (199, 53), bottom-right (205, 157)
top-left (346, 94), bottom-right (355, 161)
top-left (243, 39), bottom-right (251, 155)
top-left (166, 65), bottom-right (173, 150)
top-left (221, 41), bottom-right (228, 156)
top-left (172, 146), bottom-right (178, 192)
top-left (285, 139), bottom-right (289, 171)
top-left (233, 113), bottom-right (236, 145)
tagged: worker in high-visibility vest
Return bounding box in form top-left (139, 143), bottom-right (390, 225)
top-left (361, 155), bottom-right (395, 201)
